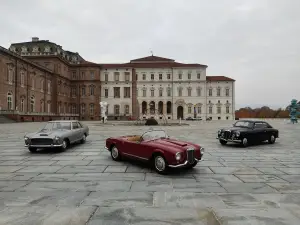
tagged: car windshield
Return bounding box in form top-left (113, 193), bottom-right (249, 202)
top-left (234, 121), bottom-right (253, 128)
top-left (141, 130), bottom-right (167, 141)
top-left (40, 122), bottom-right (72, 131)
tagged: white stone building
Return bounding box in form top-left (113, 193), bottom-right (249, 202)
top-left (100, 56), bottom-right (235, 120)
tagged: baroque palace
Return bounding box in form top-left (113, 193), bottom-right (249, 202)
top-left (0, 37), bottom-right (235, 122)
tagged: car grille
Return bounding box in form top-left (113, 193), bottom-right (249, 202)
top-left (30, 138), bottom-right (53, 145)
top-left (187, 148), bottom-right (195, 164)
top-left (223, 131), bottom-right (231, 139)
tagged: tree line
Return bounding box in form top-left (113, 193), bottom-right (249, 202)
top-left (235, 106), bottom-right (292, 118)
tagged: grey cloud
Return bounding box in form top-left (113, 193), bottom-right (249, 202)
top-left (0, 0), bottom-right (299, 108)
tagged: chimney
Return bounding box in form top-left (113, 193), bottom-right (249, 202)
top-left (32, 37), bottom-right (39, 42)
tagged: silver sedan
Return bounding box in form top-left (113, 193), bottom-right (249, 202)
top-left (24, 120), bottom-right (89, 153)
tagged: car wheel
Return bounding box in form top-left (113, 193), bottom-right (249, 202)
top-left (80, 134), bottom-right (86, 144)
top-left (153, 154), bottom-right (168, 174)
top-left (268, 135), bottom-right (276, 144)
top-left (60, 139), bottom-right (68, 151)
top-left (28, 147), bottom-right (37, 153)
top-left (111, 145), bottom-right (121, 161)
top-left (219, 139), bottom-right (227, 145)
top-left (242, 137), bottom-right (248, 147)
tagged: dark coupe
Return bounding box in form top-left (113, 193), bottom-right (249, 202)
top-left (217, 120), bottom-right (279, 147)
top-left (105, 129), bottom-right (204, 174)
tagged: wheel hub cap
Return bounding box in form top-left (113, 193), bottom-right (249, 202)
top-left (271, 136), bottom-right (275, 142)
top-left (63, 141), bottom-right (67, 148)
top-left (112, 147), bottom-right (118, 158)
top-left (243, 138), bottom-right (247, 145)
top-left (155, 156), bottom-right (165, 171)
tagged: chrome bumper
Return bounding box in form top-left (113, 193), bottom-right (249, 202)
top-left (168, 157), bottom-right (202, 168)
top-left (217, 137), bottom-right (242, 143)
top-left (25, 144), bottom-right (63, 148)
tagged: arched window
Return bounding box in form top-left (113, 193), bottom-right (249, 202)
top-left (47, 101), bottom-right (51, 113)
top-left (8, 68), bottom-right (13, 84)
top-left (40, 100), bottom-right (44, 112)
top-left (124, 105), bottom-right (129, 114)
top-left (7, 92), bottom-right (13, 110)
top-left (31, 78), bottom-right (35, 90)
top-left (114, 105), bottom-right (120, 115)
top-left (20, 98), bottom-right (25, 112)
top-left (30, 96), bottom-right (35, 112)
top-left (89, 104), bottom-right (94, 115)
top-left (47, 81), bottom-right (51, 94)
top-left (81, 104), bottom-right (86, 115)
top-left (89, 85), bottom-right (95, 96)
top-left (20, 72), bottom-right (25, 87)
top-left (40, 80), bottom-right (44, 92)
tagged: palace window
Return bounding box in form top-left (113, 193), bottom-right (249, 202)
top-left (159, 74), bottom-right (162, 80)
top-left (159, 89), bottom-right (163, 97)
top-left (89, 85), bottom-right (95, 96)
top-left (143, 89), bottom-right (146, 97)
top-left (151, 74), bottom-right (154, 80)
top-left (188, 106), bottom-right (192, 114)
top-left (197, 73), bottom-right (201, 79)
top-left (217, 106), bottom-right (221, 114)
top-left (208, 88), bottom-right (212, 96)
top-left (151, 89), bottom-right (154, 97)
top-left (20, 72), bottom-right (25, 87)
top-left (20, 98), bottom-right (24, 112)
top-left (7, 92), bottom-right (13, 110)
top-left (104, 73), bottom-right (108, 81)
top-left (30, 96), bottom-right (35, 112)
top-left (226, 106), bottom-right (230, 114)
top-left (226, 88), bottom-right (230, 96)
top-left (217, 88), bottom-right (221, 96)
top-left (188, 73), bottom-right (191, 79)
top-left (124, 87), bottom-right (130, 98)
top-left (90, 71), bottom-right (95, 79)
top-left (197, 88), bottom-right (201, 96)
top-left (8, 68), bottom-right (13, 84)
top-left (125, 72), bottom-right (130, 82)
top-left (178, 73), bottom-right (182, 79)
top-left (197, 106), bottom-right (201, 114)
top-left (114, 105), bottom-right (120, 115)
top-left (81, 104), bottom-right (86, 115)
top-left (114, 72), bottom-right (120, 81)
top-left (209, 106), bottom-right (213, 114)
top-left (167, 88), bottom-right (171, 97)
top-left (143, 74), bottom-right (146, 80)
top-left (167, 74), bottom-right (171, 79)
top-left (187, 88), bottom-right (192, 97)
top-left (104, 89), bottom-right (108, 98)
top-left (82, 86), bottom-right (86, 96)
top-left (178, 87), bottom-right (182, 97)
top-left (125, 105), bottom-right (129, 114)
top-left (114, 87), bottom-right (120, 98)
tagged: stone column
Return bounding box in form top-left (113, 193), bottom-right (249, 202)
top-left (163, 103), bottom-right (167, 115)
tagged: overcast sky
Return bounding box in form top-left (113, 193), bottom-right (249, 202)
top-left (0, 0), bottom-right (299, 109)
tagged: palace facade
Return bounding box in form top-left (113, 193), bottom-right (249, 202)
top-left (0, 37), bottom-right (235, 121)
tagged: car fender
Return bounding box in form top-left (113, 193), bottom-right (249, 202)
top-left (151, 149), bottom-right (174, 164)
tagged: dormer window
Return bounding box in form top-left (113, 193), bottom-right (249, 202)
top-left (32, 46), bottom-right (39, 52)
top-left (21, 46), bottom-right (27, 52)
top-left (44, 46), bottom-right (51, 52)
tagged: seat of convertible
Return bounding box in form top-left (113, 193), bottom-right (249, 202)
top-left (127, 135), bottom-right (142, 142)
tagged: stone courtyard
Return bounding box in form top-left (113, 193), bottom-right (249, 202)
top-left (0, 119), bottom-right (299, 224)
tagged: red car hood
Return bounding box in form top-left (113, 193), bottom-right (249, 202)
top-left (143, 138), bottom-right (200, 153)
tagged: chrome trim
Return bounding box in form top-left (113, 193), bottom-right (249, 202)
top-left (122, 152), bottom-right (149, 161)
top-left (25, 144), bottom-right (63, 148)
top-left (104, 146), bottom-right (108, 150)
top-left (218, 137), bottom-right (242, 143)
top-left (168, 160), bottom-right (189, 168)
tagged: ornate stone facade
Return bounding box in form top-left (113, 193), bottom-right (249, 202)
top-left (0, 37), bottom-right (235, 121)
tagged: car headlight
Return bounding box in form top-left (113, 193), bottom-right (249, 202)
top-left (218, 130), bottom-right (222, 134)
top-left (235, 131), bottom-right (240, 137)
top-left (175, 152), bottom-right (182, 161)
top-left (54, 136), bottom-right (60, 140)
top-left (24, 137), bottom-right (28, 140)
top-left (200, 147), bottom-right (205, 153)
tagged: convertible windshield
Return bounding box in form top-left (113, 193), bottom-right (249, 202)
top-left (234, 121), bottom-right (253, 128)
top-left (41, 122), bottom-right (71, 131)
top-left (142, 130), bottom-right (167, 141)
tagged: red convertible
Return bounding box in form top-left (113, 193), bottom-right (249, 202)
top-left (105, 129), bottom-right (204, 174)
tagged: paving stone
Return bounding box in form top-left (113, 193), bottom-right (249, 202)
top-left (209, 167), bottom-right (263, 175)
top-left (68, 173), bottom-right (145, 181)
top-left (83, 192), bottom-right (154, 207)
top-left (21, 161), bottom-right (56, 166)
top-left (50, 156), bottom-right (87, 161)
top-left (220, 183), bottom-right (278, 193)
top-left (32, 173), bottom-right (76, 182)
top-left (194, 174), bottom-right (244, 183)
top-left (0, 205), bottom-right (96, 225)
top-left (56, 165), bottom-right (107, 173)
top-left (51, 160), bottom-right (92, 166)
top-left (0, 161), bottom-right (24, 166)
top-left (88, 207), bottom-right (211, 225)
top-left (17, 166), bottom-right (63, 173)
top-left (0, 166), bottom-right (25, 173)
top-left (267, 183), bottom-right (300, 193)
top-left (19, 181), bottom-right (132, 192)
top-left (235, 174), bottom-right (288, 183)
top-left (0, 181), bottom-right (29, 191)
top-left (130, 181), bottom-right (173, 192)
top-left (255, 167), bottom-right (287, 175)
top-left (0, 191), bottom-right (89, 207)
top-left (104, 166), bottom-right (127, 173)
